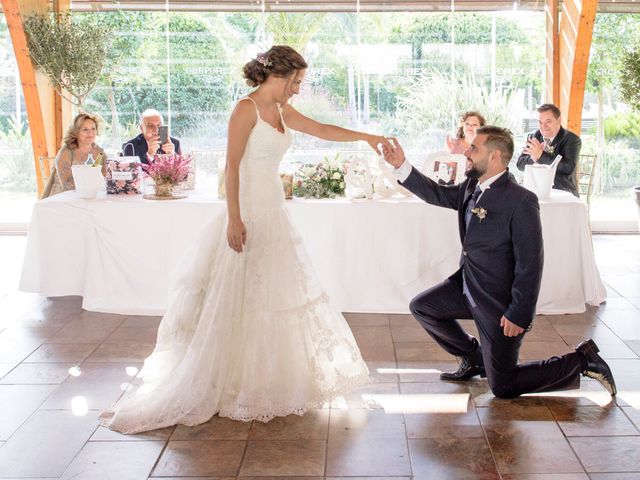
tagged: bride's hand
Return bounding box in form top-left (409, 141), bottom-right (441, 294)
top-left (365, 134), bottom-right (394, 156)
top-left (227, 218), bottom-right (247, 253)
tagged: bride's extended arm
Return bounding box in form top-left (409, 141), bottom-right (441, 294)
top-left (225, 101), bottom-right (256, 253)
top-left (282, 104), bottom-right (392, 155)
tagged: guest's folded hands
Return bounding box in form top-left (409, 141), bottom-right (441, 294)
top-left (524, 137), bottom-right (544, 161)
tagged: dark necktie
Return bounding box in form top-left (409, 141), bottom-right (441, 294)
top-left (462, 185), bottom-right (482, 307)
top-left (465, 186), bottom-right (482, 230)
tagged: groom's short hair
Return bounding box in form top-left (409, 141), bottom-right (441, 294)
top-left (476, 126), bottom-right (514, 166)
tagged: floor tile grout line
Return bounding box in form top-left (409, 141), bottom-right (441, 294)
top-left (0, 374), bottom-right (60, 446)
top-left (394, 313), bottom-right (415, 480)
top-left (144, 424), bottom-right (177, 478)
top-left (324, 403), bottom-right (331, 478)
top-left (234, 423), bottom-right (251, 477)
top-left (562, 422), bottom-right (593, 477)
top-left (473, 397), bottom-right (505, 479)
top-left (619, 405), bottom-right (640, 435)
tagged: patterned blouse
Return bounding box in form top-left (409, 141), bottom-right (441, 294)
top-left (41, 144), bottom-right (107, 199)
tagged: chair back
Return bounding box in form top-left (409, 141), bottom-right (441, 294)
top-left (191, 149), bottom-right (226, 191)
top-left (191, 149), bottom-right (225, 174)
top-left (577, 153), bottom-right (598, 211)
top-left (37, 155), bottom-right (56, 192)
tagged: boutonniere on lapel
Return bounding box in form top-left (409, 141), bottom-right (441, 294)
top-left (543, 143), bottom-right (555, 155)
top-left (471, 207), bottom-right (488, 222)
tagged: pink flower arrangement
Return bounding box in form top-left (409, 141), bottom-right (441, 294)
top-left (141, 154), bottom-right (192, 185)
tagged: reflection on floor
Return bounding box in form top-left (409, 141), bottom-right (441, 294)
top-left (0, 234), bottom-right (638, 479)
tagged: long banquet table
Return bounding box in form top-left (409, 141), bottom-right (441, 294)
top-left (19, 188), bottom-right (606, 315)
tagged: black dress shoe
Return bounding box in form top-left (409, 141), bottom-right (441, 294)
top-left (440, 356), bottom-right (486, 381)
top-left (576, 339), bottom-right (617, 396)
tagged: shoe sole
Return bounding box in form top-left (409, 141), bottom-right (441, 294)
top-left (579, 339), bottom-right (617, 396)
top-left (440, 372), bottom-right (487, 381)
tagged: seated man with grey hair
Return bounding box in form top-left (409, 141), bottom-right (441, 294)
top-left (122, 109), bottom-right (181, 164)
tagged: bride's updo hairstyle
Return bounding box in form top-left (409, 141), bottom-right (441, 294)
top-left (243, 45), bottom-right (308, 87)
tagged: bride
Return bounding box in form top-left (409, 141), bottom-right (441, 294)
top-left (99, 45), bottom-right (391, 433)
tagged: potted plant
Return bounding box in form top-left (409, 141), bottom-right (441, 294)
top-left (141, 154), bottom-right (193, 200)
top-left (619, 44), bottom-right (640, 231)
top-left (23, 13), bottom-right (112, 107)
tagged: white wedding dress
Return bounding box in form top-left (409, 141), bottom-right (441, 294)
top-left (99, 98), bottom-right (369, 433)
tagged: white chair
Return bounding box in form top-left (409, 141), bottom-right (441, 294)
top-left (191, 149), bottom-right (225, 191)
top-left (578, 153), bottom-right (598, 216)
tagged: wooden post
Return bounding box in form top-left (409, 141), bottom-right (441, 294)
top-left (558, 0), bottom-right (598, 133)
top-left (545, 0), bottom-right (560, 106)
top-left (53, 0), bottom-right (72, 152)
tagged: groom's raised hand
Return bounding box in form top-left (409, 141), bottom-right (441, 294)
top-left (382, 137), bottom-right (406, 169)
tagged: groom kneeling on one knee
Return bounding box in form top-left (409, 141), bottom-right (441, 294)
top-left (382, 126), bottom-right (616, 398)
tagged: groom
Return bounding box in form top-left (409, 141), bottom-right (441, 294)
top-left (382, 126), bottom-right (616, 398)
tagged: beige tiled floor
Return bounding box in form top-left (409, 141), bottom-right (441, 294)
top-left (0, 234), bottom-right (639, 479)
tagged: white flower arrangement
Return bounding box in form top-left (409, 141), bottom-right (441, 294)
top-left (293, 153), bottom-right (347, 199)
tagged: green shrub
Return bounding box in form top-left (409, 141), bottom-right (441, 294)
top-left (582, 136), bottom-right (640, 192)
top-left (603, 111), bottom-right (640, 146)
top-left (0, 117), bottom-right (36, 192)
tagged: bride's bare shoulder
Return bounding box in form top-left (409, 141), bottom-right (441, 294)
top-left (230, 98), bottom-right (258, 123)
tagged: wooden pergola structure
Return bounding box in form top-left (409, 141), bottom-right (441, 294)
top-left (0, 0), bottom-right (610, 195)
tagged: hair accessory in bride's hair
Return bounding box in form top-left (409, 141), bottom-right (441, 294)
top-left (256, 53), bottom-right (273, 68)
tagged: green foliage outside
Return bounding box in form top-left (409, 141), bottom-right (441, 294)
top-left (587, 14), bottom-right (640, 92)
top-left (82, 11), bottom-right (231, 147)
top-left (582, 135), bottom-right (640, 191)
top-left (620, 47), bottom-right (640, 113)
top-left (0, 117), bottom-right (35, 192)
top-left (583, 13), bottom-right (640, 194)
top-left (23, 13), bottom-right (113, 106)
top-left (602, 112), bottom-right (640, 147)
top-left (1, 10), bottom-right (639, 200)
top-left (395, 70), bottom-right (523, 143)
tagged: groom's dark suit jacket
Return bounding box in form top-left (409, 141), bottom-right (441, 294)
top-left (122, 133), bottom-right (182, 165)
top-left (401, 168), bottom-right (543, 330)
top-left (516, 126), bottom-right (581, 197)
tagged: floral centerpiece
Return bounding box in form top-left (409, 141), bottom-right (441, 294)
top-left (141, 154), bottom-right (192, 199)
top-left (293, 153), bottom-right (347, 199)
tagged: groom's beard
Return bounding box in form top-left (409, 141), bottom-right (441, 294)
top-left (465, 159), bottom-right (484, 179)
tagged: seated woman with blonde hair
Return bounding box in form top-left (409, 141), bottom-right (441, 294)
top-left (41, 112), bottom-right (107, 198)
top-left (445, 111), bottom-right (486, 154)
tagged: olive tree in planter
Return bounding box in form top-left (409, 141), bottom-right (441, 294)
top-left (620, 45), bottom-right (640, 231)
top-left (23, 13), bottom-right (112, 107)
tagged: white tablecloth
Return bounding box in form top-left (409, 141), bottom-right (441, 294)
top-left (20, 188), bottom-right (606, 315)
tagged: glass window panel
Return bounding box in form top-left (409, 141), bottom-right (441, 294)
top-left (2, 3), bottom-right (638, 231)
top-left (0, 13), bottom-right (35, 226)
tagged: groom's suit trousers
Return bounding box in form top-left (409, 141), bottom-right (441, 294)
top-left (409, 277), bottom-right (585, 399)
